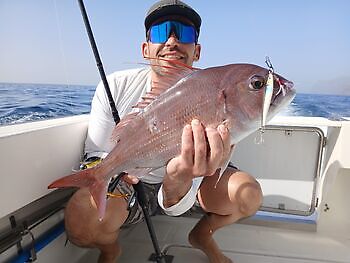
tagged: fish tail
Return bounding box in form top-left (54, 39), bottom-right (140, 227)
top-left (48, 167), bottom-right (108, 220)
top-left (48, 168), bottom-right (96, 189)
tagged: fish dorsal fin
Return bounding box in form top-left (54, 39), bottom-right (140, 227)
top-left (147, 57), bottom-right (198, 83)
top-left (111, 112), bottom-right (139, 143)
top-left (132, 90), bottom-right (158, 109)
top-left (132, 57), bottom-right (198, 110)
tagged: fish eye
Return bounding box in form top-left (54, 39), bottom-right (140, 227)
top-left (249, 75), bottom-right (265, 90)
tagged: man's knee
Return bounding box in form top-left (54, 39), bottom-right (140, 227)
top-left (64, 188), bottom-right (128, 247)
top-left (64, 189), bottom-right (97, 246)
top-left (228, 171), bottom-right (263, 217)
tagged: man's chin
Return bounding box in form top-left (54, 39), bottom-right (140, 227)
top-left (159, 57), bottom-right (187, 65)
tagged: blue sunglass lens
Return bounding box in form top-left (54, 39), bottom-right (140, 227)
top-left (149, 21), bottom-right (197, 44)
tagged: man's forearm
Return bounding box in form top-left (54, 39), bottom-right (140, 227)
top-left (162, 173), bottom-right (192, 208)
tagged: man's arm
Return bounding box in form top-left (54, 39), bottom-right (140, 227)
top-left (85, 81), bottom-right (117, 159)
top-left (159, 119), bottom-right (232, 215)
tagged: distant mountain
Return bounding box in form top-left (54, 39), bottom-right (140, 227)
top-left (308, 76), bottom-right (350, 96)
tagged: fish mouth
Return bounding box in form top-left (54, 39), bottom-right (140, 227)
top-left (270, 80), bottom-right (296, 111)
top-left (281, 80), bottom-right (295, 94)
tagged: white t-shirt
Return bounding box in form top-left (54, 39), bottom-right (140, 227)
top-left (85, 67), bottom-right (203, 216)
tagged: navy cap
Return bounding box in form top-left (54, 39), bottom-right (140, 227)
top-left (145, 0), bottom-right (201, 34)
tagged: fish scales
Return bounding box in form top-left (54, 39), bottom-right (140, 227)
top-left (48, 63), bottom-right (295, 219)
top-left (107, 68), bottom-right (222, 171)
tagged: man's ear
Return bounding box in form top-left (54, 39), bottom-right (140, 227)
top-left (193, 44), bottom-right (201, 61)
top-left (141, 42), bottom-right (149, 58)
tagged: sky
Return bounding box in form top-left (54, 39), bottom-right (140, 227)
top-left (0, 0), bottom-right (349, 95)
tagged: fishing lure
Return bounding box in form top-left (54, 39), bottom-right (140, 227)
top-left (255, 57), bottom-right (275, 144)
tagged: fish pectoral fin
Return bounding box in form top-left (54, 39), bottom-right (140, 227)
top-left (214, 146), bottom-right (235, 188)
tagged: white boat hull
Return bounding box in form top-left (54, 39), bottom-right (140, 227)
top-left (1, 115), bottom-right (349, 262)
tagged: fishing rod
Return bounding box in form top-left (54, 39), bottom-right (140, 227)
top-left (77, 0), bottom-right (120, 124)
top-left (76, 1), bottom-right (169, 262)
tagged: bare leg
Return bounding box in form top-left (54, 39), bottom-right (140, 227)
top-left (189, 213), bottom-right (238, 263)
top-left (97, 242), bottom-right (122, 263)
top-left (189, 168), bottom-right (262, 263)
top-left (64, 188), bottom-right (129, 263)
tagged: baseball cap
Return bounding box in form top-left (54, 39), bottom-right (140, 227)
top-left (144, 0), bottom-right (201, 35)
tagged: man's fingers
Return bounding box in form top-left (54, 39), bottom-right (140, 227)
top-left (180, 124), bottom-right (194, 167)
top-left (191, 119), bottom-right (207, 175)
top-left (122, 174), bottom-right (139, 184)
top-left (167, 123), bottom-right (194, 177)
top-left (169, 120), bottom-right (233, 179)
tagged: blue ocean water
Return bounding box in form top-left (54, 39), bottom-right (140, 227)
top-left (0, 82), bottom-right (349, 126)
top-left (0, 83), bottom-right (95, 125)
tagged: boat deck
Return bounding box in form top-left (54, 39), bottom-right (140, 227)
top-left (75, 215), bottom-right (350, 263)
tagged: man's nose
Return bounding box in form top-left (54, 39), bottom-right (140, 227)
top-left (165, 32), bottom-right (179, 45)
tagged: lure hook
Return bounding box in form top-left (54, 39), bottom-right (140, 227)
top-left (265, 56), bottom-right (274, 73)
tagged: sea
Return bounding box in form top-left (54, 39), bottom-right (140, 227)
top-left (0, 82), bottom-right (350, 126)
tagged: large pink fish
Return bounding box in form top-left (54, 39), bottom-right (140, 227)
top-left (48, 62), bottom-right (295, 219)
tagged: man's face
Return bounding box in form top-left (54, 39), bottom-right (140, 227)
top-left (142, 18), bottom-right (201, 73)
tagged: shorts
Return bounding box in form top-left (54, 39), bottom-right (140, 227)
top-left (114, 180), bottom-right (161, 227)
top-left (81, 156), bottom-right (161, 226)
top-left (116, 162), bottom-right (239, 225)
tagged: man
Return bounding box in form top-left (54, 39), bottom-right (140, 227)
top-left (64, 1), bottom-right (263, 263)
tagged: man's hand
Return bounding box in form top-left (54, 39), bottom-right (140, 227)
top-left (162, 119), bottom-right (232, 207)
top-left (122, 174), bottom-right (139, 185)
